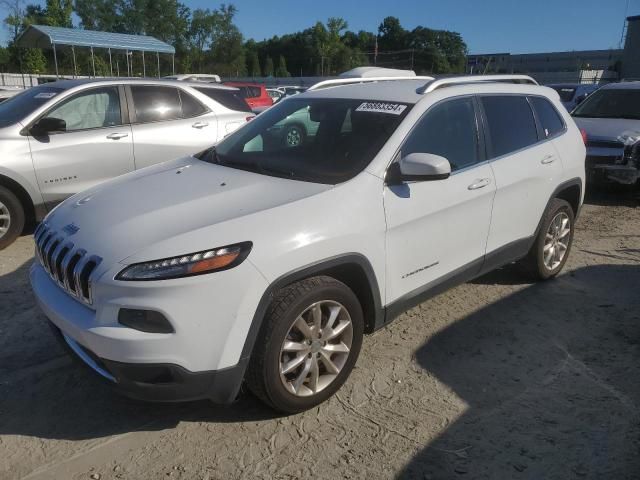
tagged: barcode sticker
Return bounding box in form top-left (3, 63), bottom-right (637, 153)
top-left (356, 102), bottom-right (407, 115)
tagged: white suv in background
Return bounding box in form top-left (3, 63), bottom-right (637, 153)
top-left (30, 71), bottom-right (585, 413)
top-left (0, 79), bottom-right (252, 249)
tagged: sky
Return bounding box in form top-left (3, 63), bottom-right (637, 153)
top-left (0, 0), bottom-right (637, 54)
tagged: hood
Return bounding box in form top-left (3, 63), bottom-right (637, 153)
top-left (573, 117), bottom-right (640, 142)
top-left (44, 156), bottom-right (332, 265)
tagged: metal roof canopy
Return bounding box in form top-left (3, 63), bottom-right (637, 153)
top-left (17, 25), bottom-right (175, 53)
top-left (16, 25), bottom-right (176, 78)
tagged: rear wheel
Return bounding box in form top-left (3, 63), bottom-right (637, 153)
top-left (0, 186), bottom-right (25, 250)
top-left (520, 198), bottom-right (574, 280)
top-left (246, 276), bottom-right (364, 413)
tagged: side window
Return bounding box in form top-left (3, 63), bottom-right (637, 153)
top-left (402, 97), bottom-right (479, 171)
top-left (194, 87), bottom-right (252, 113)
top-left (481, 96), bottom-right (538, 158)
top-left (45, 87), bottom-right (122, 131)
top-left (179, 90), bottom-right (207, 118)
top-left (131, 86), bottom-right (182, 123)
top-left (530, 96), bottom-right (564, 138)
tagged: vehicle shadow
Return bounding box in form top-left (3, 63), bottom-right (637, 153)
top-left (400, 264), bottom-right (640, 479)
top-left (584, 184), bottom-right (639, 207)
top-left (0, 258), bottom-right (280, 443)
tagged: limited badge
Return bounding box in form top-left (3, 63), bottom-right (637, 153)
top-left (355, 102), bottom-right (407, 115)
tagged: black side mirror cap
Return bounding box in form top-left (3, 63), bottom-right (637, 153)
top-left (30, 117), bottom-right (66, 136)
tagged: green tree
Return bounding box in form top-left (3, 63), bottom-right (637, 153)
top-left (45, 0), bottom-right (73, 27)
top-left (23, 47), bottom-right (46, 72)
top-left (209, 3), bottom-right (245, 76)
top-left (275, 54), bottom-right (289, 77)
top-left (378, 16), bottom-right (407, 51)
top-left (248, 50), bottom-right (260, 76)
top-left (189, 8), bottom-right (217, 72)
top-left (263, 55), bottom-right (273, 76)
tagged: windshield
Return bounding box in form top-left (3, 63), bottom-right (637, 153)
top-left (550, 86), bottom-right (576, 102)
top-left (0, 84), bottom-right (65, 128)
top-left (572, 88), bottom-right (640, 120)
top-left (201, 97), bottom-right (411, 184)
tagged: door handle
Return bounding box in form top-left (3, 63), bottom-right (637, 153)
top-left (192, 121), bottom-right (209, 129)
top-left (467, 178), bottom-right (492, 190)
top-left (541, 154), bottom-right (556, 164)
top-left (106, 132), bottom-right (128, 140)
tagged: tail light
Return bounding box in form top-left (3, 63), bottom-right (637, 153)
top-left (246, 116), bottom-right (255, 122)
top-left (580, 129), bottom-right (588, 145)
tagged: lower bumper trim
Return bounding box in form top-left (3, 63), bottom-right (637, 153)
top-left (50, 322), bottom-right (247, 404)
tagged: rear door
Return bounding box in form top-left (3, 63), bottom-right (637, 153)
top-left (384, 96), bottom-right (496, 303)
top-left (128, 85), bottom-right (217, 169)
top-left (27, 85), bottom-right (134, 209)
top-left (480, 95), bottom-right (563, 256)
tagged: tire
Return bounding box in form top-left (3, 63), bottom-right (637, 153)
top-left (0, 186), bottom-right (25, 251)
top-left (246, 276), bottom-right (364, 413)
top-left (520, 198), bottom-right (575, 280)
top-left (282, 123), bottom-right (305, 148)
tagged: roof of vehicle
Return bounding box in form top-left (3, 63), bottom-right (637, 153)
top-left (547, 83), bottom-right (597, 89)
top-left (302, 79), bottom-right (429, 103)
top-left (30, 77), bottom-right (239, 91)
top-left (600, 81), bottom-right (640, 90)
top-left (224, 81), bottom-right (266, 87)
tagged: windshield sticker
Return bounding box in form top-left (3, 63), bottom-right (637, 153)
top-left (356, 102), bottom-right (407, 115)
top-left (34, 92), bottom-right (57, 99)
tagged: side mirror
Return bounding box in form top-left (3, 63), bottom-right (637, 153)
top-left (388, 153), bottom-right (451, 184)
top-left (31, 117), bottom-right (66, 135)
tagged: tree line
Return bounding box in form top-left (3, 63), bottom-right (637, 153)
top-left (0, 0), bottom-right (468, 77)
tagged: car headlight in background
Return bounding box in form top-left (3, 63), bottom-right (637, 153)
top-left (116, 242), bottom-right (252, 281)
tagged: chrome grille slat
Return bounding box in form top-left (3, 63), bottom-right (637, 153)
top-left (34, 225), bottom-right (101, 306)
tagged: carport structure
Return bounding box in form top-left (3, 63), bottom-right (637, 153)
top-left (15, 25), bottom-right (176, 78)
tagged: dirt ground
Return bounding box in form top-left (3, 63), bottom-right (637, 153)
top-left (1, 189), bottom-right (639, 480)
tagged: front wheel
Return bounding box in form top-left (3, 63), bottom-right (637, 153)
top-left (0, 186), bottom-right (25, 250)
top-left (246, 276), bottom-right (364, 413)
top-left (521, 198), bottom-right (575, 280)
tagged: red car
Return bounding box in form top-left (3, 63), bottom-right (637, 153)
top-left (224, 82), bottom-right (273, 111)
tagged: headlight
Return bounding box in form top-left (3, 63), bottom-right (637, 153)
top-left (116, 242), bottom-right (252, 281)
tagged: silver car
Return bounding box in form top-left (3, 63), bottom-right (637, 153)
top-left (572, 81), bottom-right (640, 185)
top-left (0, 78), bottom-right (253, 249)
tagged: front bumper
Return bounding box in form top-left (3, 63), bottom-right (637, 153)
top-left (30, 258), bottom-right (267, 403)
top-left (48, 321), bottom-right (245, 403)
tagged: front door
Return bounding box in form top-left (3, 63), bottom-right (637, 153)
top-left (28, 85), bottom-right (134, 209)
top-left (384, 96), bottom-right (496, 304)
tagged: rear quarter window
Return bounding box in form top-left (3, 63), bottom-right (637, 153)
top-left (194, 87), bottom-right (252, 113)
top-left (179, 90), bottom-right (208, 117)
top-left (530, 96), bottom-right (565, 138)
top-left (481, 95), bottom-right (539, 158)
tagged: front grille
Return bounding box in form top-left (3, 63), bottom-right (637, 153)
top-left (34, 223), bottom-right (102, 306)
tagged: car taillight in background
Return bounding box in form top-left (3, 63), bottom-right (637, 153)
top-left (246, 116), bottom-right (255, 122)
top-left (580, 129), bottom-right (588, 145)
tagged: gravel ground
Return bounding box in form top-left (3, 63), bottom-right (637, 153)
top-left (0, 189), bottom-right (639, 480)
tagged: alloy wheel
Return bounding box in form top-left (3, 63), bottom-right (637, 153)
top-left (279, 300), bottom-right (353, 397)
top-left (0, 201), bottom-right (10, 239)
top-left (543, 211), bottom-right (571, 270)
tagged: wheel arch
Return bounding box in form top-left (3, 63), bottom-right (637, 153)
top-left (0, 173), bottom-right (37, 228)
top-left (240, 254), bottom-right (383, 361)
top-left (533, 177), bottom-right (582, 240)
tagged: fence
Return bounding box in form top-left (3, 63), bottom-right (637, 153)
top-left (1, 70), bottom-right (620, 90)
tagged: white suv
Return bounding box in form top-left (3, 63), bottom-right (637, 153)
top-left (30, 73), bottom-right (585, 413)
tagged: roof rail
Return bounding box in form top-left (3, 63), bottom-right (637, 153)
top-left (418, 75), bottom-right (538, 94)
top-left (308, 76), bottom-right (435, 91)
